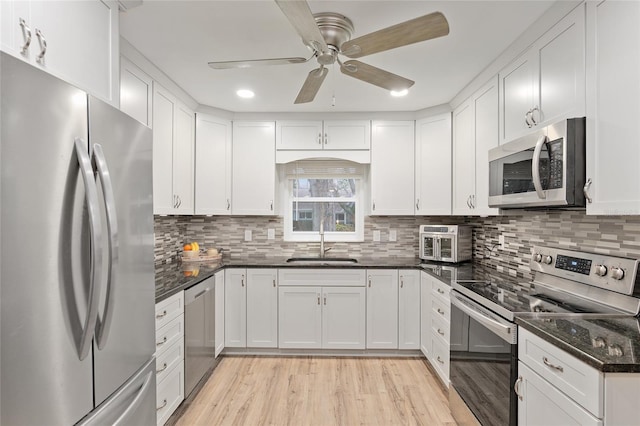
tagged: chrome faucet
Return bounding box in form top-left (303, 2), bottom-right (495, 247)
top-left (319, 219), bottom-right (332, 258)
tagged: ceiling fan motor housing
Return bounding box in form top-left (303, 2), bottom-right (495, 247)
top-left (313, 12), bottom-right (354, 65)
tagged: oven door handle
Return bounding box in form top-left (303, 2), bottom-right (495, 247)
top-left (531, 135), bottom-right (548, 200)
top-left (450, 293), bottom-right (516, 344)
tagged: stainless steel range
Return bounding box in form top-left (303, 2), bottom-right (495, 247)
top-left (449, 246), bottom-right (640, 426)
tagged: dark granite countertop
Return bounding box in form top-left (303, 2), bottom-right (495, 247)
top-left (516, 315), bottom-right (640, 373)
top-left (155, 257), bottom-right (474, 302)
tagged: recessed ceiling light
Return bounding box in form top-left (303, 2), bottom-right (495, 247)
top-left (390, 89), bottom-right (409, 97)
top-left (236, 89), bottom-right (255, 99)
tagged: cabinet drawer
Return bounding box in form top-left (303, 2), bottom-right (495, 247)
top-left (431, 296), bottom-right (450, 323)
top-left (156, 292), bottom-right (184, 331)
top-left (519, 328), bottom-right (603, 417)
top-left (431, 309), bottom-right (449, 344)
top-left (155, 314), bottom-right (184, 357)
top-left (156, 339), bottom-right (184, 385)
top-left (156, 362), bottom-right (184, 426)
top-left (279, 269), bottom-right (366, 287)
top-left (430, 336), bottom-right (450, 387)
top-left (431, 279), bottom-right (450, 301)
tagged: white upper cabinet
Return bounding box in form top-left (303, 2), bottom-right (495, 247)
top-left (232, 121), bottom-right (276, 215)
top-left (499, 4), bottom-right (585, 144)
top-left (276, 120), bottom-right (370, 150)
top-left (152, 83), bottom-right (195, 215)
top-left (1, 0), bottom-right (119, 105)
top-left (585, 0), bottom-right (640, 215)
top-left (120, 56), bottom-right (153, 127)
top-left (195, 114), bottom-right (232, 215)
top-left (452, 77), bottom-right (500, 216)
top-left (370, 121), bottom-right (415, 215)
top-left (415, 113), bottom-right (452, 215)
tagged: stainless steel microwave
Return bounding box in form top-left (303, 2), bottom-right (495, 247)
top-left (488, 118), bottom-right (586, 209)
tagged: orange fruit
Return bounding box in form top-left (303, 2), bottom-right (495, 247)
top-left (183, 243), bottom-right (193, 251)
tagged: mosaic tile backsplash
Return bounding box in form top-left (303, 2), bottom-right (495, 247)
top-left (155, 211), bottom-right (640, 283)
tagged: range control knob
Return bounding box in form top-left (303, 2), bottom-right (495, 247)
top-left (542, 255), bottom-right (553, 265)
top-left (533, 253), bottom-right (542, 263)
top-left (611, 267), bottom-right (625, 280)
top-left (594, 265), bottom-right (608, 277)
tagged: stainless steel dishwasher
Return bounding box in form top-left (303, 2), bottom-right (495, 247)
top-left (184, 276), bottom-right (216, 398)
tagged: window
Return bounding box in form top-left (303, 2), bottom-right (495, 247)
top-left (283, 161), bottom-right (364, 242)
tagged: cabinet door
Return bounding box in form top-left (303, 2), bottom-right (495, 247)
top-left (366, 270), bottom-right (398, 349)
top-left (120, 56), bottom-right (153, 127)
top-left (473, 77), bottom-right (500, 216)
top-left (415, 114), bottom-right (452, 215)
top-left (499, 51), bottom-right (536, 144)
top-left (1, 1), bottom-right (31, 58)
top-left (370, 121), bottom-right (415, 215)
top-left (30, 0), bottom-right (118, 104)
top-left (278, 286), bottom-right (322, 349)
top-left (420, 272), bottom-right (432, 358)
top-left (224, 269), bottom-right (246, 348)
top-left (152, 84), bottom-right (176, 214)
top-left (586, 0), bottom-right (640, 215)
top-left (246, 269), bottom-right (278, 348)
top-left (322, 287), bottom-right (366, 350)
top-left (535, 5), bottom-right (585, 128)
top-left (323, 120), bottom-right (371, 150)
top-left (452, 100), bottom-right (476, 215)
top-left (195, 114), bottom-right (232, 215)
top-left (276, 121), bottom-right (323, 150)
top-left (214, 271), bottom-right (225, 358)
top-left (398, 270), bottom-right (420, 350)
top-left (173, 103), bottom-right (195, 214)
top-left (232, 121), bottom-right (276, 215)
top-left (517, 362), bottom-right (602, 426)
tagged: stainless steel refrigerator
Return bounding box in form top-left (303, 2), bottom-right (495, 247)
top-left (0, 52), bottom-right (156, 425)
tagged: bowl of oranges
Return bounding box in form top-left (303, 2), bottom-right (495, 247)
top-left (182, 242), bottom-right (200, 259)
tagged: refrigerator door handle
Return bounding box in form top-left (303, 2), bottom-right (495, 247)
top-left (92, 143), bottom-right (119, 350)
top-left (112, 370), bottom-right (154, 426)
top-left (74, 137), bottom-right (104, 360)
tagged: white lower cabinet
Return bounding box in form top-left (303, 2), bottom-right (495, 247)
top-left (278, 269), bottom-right (366, 350)
top-left (420, 272), bottom-right (432, 358)
top-left (424, 273), bottom-right (451, 387)
top-left (214, 271), bottom-right (225, 357)
top-left (224, 269), bottom-right (246, 348)
top-left (155, 292), bottom-right (184, 425)
top-left (246, 269), bottom-right (278, 348)
top-left (366, 270), bottom-right (398, 349)
top-left (398, 270), bottom-right (420, 350)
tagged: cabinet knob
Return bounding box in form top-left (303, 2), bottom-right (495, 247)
top-left (19, 18), bottom-right (32, 55)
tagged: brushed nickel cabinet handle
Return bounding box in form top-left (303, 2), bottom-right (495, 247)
top-left (156, 399), bottom-right (167, 411)
top-left (19, 18), bottom-right (32, 54)
top-left (227, 199), bottom-right (231, 210)
top-left (543, 357), bottom-right (564, 372)
top-left (155, 310), bottom-right (167, 319)
top-left (437, 356), bottom-right (444, 364)
top-left (437, 288), bottom-right (445, 294)
top-left (156, 362), bottom-right (168, 373)
top-left (368, 276), bottom-right (372, 287)
top-left (437, 328), bottom-right (445, 336)
top-left (35, 28), bottom-right (47, 64)
top-left (317, 295), bottom-right (320, 305)
top-left (437, 308), bottom-right (445, 315)
top-left (514, 376), bottom-right (524, 401)
top-left (583, 178), bottom-right (593, 204)
top-left (156, 336), bottom-right (167, 347)
top-left (273, 279), bottom-right (276, 287)
top-left (241, 274), bottom-right (245, 287)
top-left (318, 133), bottom-right (322, 144)
top-left (323, 296), bottom-right (327, 306)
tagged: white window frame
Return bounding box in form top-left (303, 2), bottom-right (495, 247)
top-left (281, 161), bottom-right (365, 242)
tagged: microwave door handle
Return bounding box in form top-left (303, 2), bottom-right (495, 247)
top-left (435, 236), bottom-right (441, 260)
top-left (532, 135), bottom-right (547, 199)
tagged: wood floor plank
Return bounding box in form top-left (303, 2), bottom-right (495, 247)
top-left (175, 356), bottom-right (457, 426)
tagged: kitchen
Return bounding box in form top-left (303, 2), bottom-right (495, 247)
top-left (1, 0), bottom-right (640, 425)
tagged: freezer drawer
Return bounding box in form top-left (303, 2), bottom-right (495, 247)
top-left (77, 357), bottom-right (157, 426)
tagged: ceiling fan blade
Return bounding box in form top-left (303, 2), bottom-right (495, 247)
top-left (275, 0), bottom-right (328, 53)
top-left (341, 11), bottom-right (449, 58)
top-left (294, 67), bottom-right (328, 104)
top-left (340, 60), bottom-right (414, 91)
top-left (208, 56), bottom-right (309, 69)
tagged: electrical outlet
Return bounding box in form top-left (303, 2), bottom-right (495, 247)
top-left (373, 230), bottom-right (381, 242)
top-left (244, 230), bottom-right (252, 242)
top-left (389, 230), bottom-right (397, 242)
top-left (499, 234), bottom-right (505, 249)
top-left (267, 228), bottom-right (275, 240)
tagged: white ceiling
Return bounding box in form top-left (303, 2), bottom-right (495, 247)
top-left (120, 1), bottom-right (556, 113)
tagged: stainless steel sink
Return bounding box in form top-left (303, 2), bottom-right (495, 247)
top-left (286, 257), bottom-right (358, 266)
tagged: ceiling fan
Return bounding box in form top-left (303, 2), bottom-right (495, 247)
top-left (208, 0), bottom-right (449, 104)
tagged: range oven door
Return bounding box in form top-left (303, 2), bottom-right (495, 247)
top-left (449, 291), bottom-right (518, 426)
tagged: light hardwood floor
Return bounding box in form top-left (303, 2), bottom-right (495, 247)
top-left (175, 356), bottom-right (457, 426)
